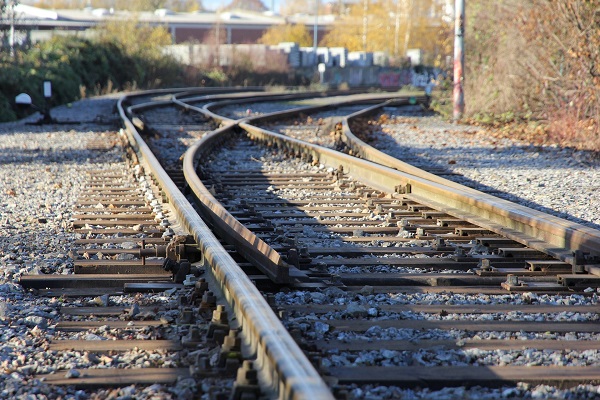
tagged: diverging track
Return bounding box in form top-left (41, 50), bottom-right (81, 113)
top-left (44, 87), bottom-right (599, 398)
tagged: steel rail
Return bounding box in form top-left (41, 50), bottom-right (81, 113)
top-left (169, 92), bottom-right (426, 284)
top-left (191, 90), bottom-right (414, 126)
top-left (238, 119), bottom-right (600, 265)
top-left (177, 89), bottom-right (600, 262)
top-left (337, 101), bottom-right (600, 262)
top-left (173, 90), bottom-right (344, 125)
top-left (183, 123), bottom-right (292, 283)
top-left (117, 90), bottom-right (333, 400)
top-left (197, 90), bottom-right (364, 125)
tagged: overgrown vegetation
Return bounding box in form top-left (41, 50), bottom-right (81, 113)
top-left (320, 0), bottom-right (449, 66)
top-left (462, 0), bottom-right (600, 150)
top-left (0, 20), bottom-right (184, 122)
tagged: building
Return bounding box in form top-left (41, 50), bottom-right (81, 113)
top-left (5, 4), bottom-right (331, 45)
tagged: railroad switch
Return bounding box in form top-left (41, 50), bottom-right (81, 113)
top-left (231, 361), bottom-right (261, 400)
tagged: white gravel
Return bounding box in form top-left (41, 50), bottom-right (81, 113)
top-left (0, 97), bottom-right (198, 399)
top-left (4, 94), bottom-right (597, 399)
top-left (203, 111), bottom-right (600, 398)
top-left (371, 108), bottom-right (600, 230)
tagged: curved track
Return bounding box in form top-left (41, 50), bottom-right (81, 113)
top-left (28, 88), bottom-right (598, 398)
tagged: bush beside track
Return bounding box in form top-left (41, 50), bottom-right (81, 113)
top-left (0, 36), bottom-right (185, 122)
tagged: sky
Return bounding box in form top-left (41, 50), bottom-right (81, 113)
top-left (203, 0), bottom-right (282, 13)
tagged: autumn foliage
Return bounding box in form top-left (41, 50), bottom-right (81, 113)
top-left (465, 0), bottom-right (600, 150)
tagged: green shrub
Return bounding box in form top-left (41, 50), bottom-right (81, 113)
top-left (0, 27), bottom-right (185, 123)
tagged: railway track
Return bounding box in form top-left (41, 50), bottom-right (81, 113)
top-left (17, 88), bottom-right (600, 399)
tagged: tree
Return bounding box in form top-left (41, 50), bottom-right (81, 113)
top-left (1, 0), bottom-right (21, 56)
top-left (258, 23), bottom-right (312, 46)
top-left (465, 0), bottom-right (600, 148)
top-left (280, 0), bottom-right (320, 16)
top-left (320, 0), bottom-right (445, 62)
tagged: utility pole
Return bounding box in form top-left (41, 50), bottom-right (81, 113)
top-left (453, 0), bottom-right (465, 121)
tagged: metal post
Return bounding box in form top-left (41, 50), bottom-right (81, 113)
top-left (453, 0), bottom-right (465, 121)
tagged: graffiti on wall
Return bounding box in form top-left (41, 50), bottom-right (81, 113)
top-left (378, 71), bottom-right (432, 88)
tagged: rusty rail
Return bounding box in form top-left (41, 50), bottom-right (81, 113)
top-left (337, 101), bottom-right (600, 262)
top-left (117, 90), bottom-right (333, 399)
top-left (239, 113), bottom-right (600, 265)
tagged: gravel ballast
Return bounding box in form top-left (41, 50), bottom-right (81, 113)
top-left (1, 95), bottom-right (599, 399)
top-left (0, 97), bottom-right (196, 399)
top-left (371, 108), bottom-right (600, 230)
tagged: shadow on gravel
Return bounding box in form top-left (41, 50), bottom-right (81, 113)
top-left (0, 97), bottom-right (121, 134)
top-left (360, 108), bottom-right (600, 231)
top-left (0, 147), bottom-right (113, 165)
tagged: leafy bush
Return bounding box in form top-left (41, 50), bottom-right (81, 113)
top-left (0, 22), bottom-right (185, 123)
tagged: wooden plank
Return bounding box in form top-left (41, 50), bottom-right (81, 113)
top-left (50, 340), bottom-right (181, 352)
top-left (476, 268), bottom-right (560, 277)
top-left (72, 214), bottom-right (155, 220)
top-left (77, 201), bottom-right (147, 206)
top-left (56, 320), bottom-right (167, 331)
top-left (61, 306), bottom-right (170, 316)
top-left (20, 274), bottom-right (171, 289)
top-left (72, 220), bottom-right (158, 227)
top-left (75, 238), bottom-right (167, 245)
top-left (315, 258), bottom-right (478, 268)
top-left (75, 207), bottom-right (154, 213)
top-left (327, 319), bottom-right (600, 333)
top-left (328, 366), bottom-right (600, 388)
top-left (124, 283), bottom-right (184, 292)
top-left (345, 283), bottom-right (572, 296)
top-left (37, 368), bottom-right (189, 387)
top-left (287, 247), bottom-right (459, 256)
top-left (313, 258), bottom-right (523, 269)
top-left (339, 273), bottom-right (556, 286)
top-left (36, 288), bottom-right (126, 297)
top-left (317, 339), bottom-right (600, 352)
top-left (283, 303), bottom-right (599, 315)
top-left (74, 261), bottom-right (167, 275)
top-left (74, 260), bottom-right (163, 266)
top-left (74, 228), bottom-right (163, 235)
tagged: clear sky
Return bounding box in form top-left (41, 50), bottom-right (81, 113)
top-left (203, 0), bottom-right (282, 13)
